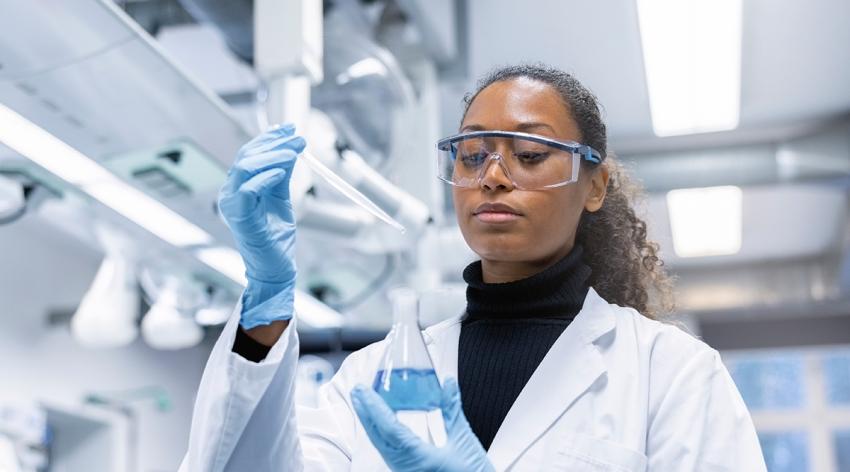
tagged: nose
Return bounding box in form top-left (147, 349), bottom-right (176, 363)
top-left (479, 154), bottom-right (514, 191)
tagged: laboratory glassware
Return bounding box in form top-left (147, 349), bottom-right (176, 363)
top-left (301, 151), bottom-right (406, 233)
top-left (373, 287), bottom-right (441, 411)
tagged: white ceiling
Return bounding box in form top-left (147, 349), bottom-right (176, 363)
top-left (462, 0), bottom-right (850, 142)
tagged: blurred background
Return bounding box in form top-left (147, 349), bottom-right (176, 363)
top-left (0, 0), bottom-right (848, 470)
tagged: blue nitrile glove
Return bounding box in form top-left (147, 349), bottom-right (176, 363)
top-left (217, 124), bottom-right (306, 329)
top-left (350, 378), bottom-right (495, 472)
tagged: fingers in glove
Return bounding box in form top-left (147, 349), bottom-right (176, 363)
top-left (266, 122), bottom-right (296, 134)
top-left (222, 147), bottom-right (301, 195)
top-left (243, 134), bottom-right (306, 158)
top-left (219, 168), bottom-right (288, 222)
top-left (241, 167), bottom-right (289, 194)
top-left (350, 385), bottom-right (423, 454)
top-left (234, 148), bottom-right (300, 177)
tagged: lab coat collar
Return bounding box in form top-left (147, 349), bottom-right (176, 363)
top-left (423, 287), bottom-right (616, 470)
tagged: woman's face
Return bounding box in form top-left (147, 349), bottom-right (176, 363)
top-left (453, 77), bottom-right (608, 275)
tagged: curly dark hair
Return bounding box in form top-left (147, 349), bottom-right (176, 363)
top-left (461, 64), bottom-right (675, 319)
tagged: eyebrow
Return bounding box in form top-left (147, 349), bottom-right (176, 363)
top-left (460, 122), bottom-right (557, 134)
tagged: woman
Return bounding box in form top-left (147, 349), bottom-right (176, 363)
top-left (180, 64), bottom-right (766, 471)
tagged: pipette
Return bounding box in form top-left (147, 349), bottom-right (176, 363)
top-left (300, 151), bottom-right (406, 233)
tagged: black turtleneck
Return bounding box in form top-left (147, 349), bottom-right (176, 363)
top-left (458, 245), bottom-right (591, 450)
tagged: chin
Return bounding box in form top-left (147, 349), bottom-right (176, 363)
top-left (468, 235), bottom-right (533, 262)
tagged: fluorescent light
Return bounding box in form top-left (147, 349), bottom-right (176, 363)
top-left (667, 186), bottom-right (743, 257)
top-left (636, 0), bottom-right (742, 136)
top-left (196, 246), bottom-right (249, 286)
top-left (195, 246), bottom-right (344, 328)
top-left (293, 289), bottom-right (345, 329)
top-left (0, 104), bottom-right (114, 184)
top-left (84, 181), bottom-right (213, 246)
top-left (0, 102), bottom-right (212, 246)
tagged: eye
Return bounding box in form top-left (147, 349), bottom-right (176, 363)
top-left (459, 151), bottom-right (489, 167)
top-left (514, 151), bottom-right (550, 163)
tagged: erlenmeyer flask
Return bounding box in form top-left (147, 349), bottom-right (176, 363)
top-left (373, 288), bottom-right (441, 411)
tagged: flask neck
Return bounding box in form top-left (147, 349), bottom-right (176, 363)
top-left (389, 287), bottom-right (420, 327)
top-left (392, 308), bottom-right (419, 327)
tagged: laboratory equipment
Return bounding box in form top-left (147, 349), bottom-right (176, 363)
top-left (252, 0), bottom-right (411, 234)
top-left (294, 111), bottom-right (427, 255)
top-left (71, 252), bottom-right (140, 348)
top-left (373, 288), bottom-right (441, 411)
top-left (0, 403), bottom-right (49, 471)
top-left (336, 146), bottom-right (429, 233)
top-left (312, 15), bottom-right (416, 170)
top-left (194, 302), bottom-right (233, 327)
top-left (301, 150), bottom-right (406, 233)
top-left (141, 277), bottom-right (204, 350)
top-left (0, 172), bottom-right (25, 223)
top-left (295, 355), bottom-right (337, 408)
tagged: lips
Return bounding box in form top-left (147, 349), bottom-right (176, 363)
top-left (473, 202), bottom-right (522, 215)
top-left (472, 202), bottom-right (522, 224)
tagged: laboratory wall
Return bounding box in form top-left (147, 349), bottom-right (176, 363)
top-left (0, 216), bottom-right (213, 471)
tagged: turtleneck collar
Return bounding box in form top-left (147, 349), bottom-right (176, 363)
top-left (462, 245), bottom-right (591, 319)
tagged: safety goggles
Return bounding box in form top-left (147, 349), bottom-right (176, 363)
top-left (436, 130), bottom-right (604, 190)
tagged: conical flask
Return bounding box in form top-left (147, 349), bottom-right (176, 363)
top-left (373, 287), bottom-right (442, 411)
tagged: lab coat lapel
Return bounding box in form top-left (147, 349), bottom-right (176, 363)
top-left (486, 288), bottom-right (616, 470)
top-left (423, 316), bottom-right (461, 381)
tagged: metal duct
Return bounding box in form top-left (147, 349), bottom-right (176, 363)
top-left (625, 118), bottom-right (850, 193)
top-left (176, 0), bottom-right (254, 63)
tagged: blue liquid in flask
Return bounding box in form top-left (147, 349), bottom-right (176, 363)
top-left (373, 368), bottom-right (442, 411)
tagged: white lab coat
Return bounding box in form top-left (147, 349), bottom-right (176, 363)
top-left (180, 288), bottom-right (766, 471)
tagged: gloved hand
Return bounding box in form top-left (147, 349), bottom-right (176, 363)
top-left (350, 378), bottom-right (495, 472)
top-left (218, 124), bottom-right (306, 329)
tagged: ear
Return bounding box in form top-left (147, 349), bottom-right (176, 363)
top-left (584, 163), bottom-right (609, 213)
